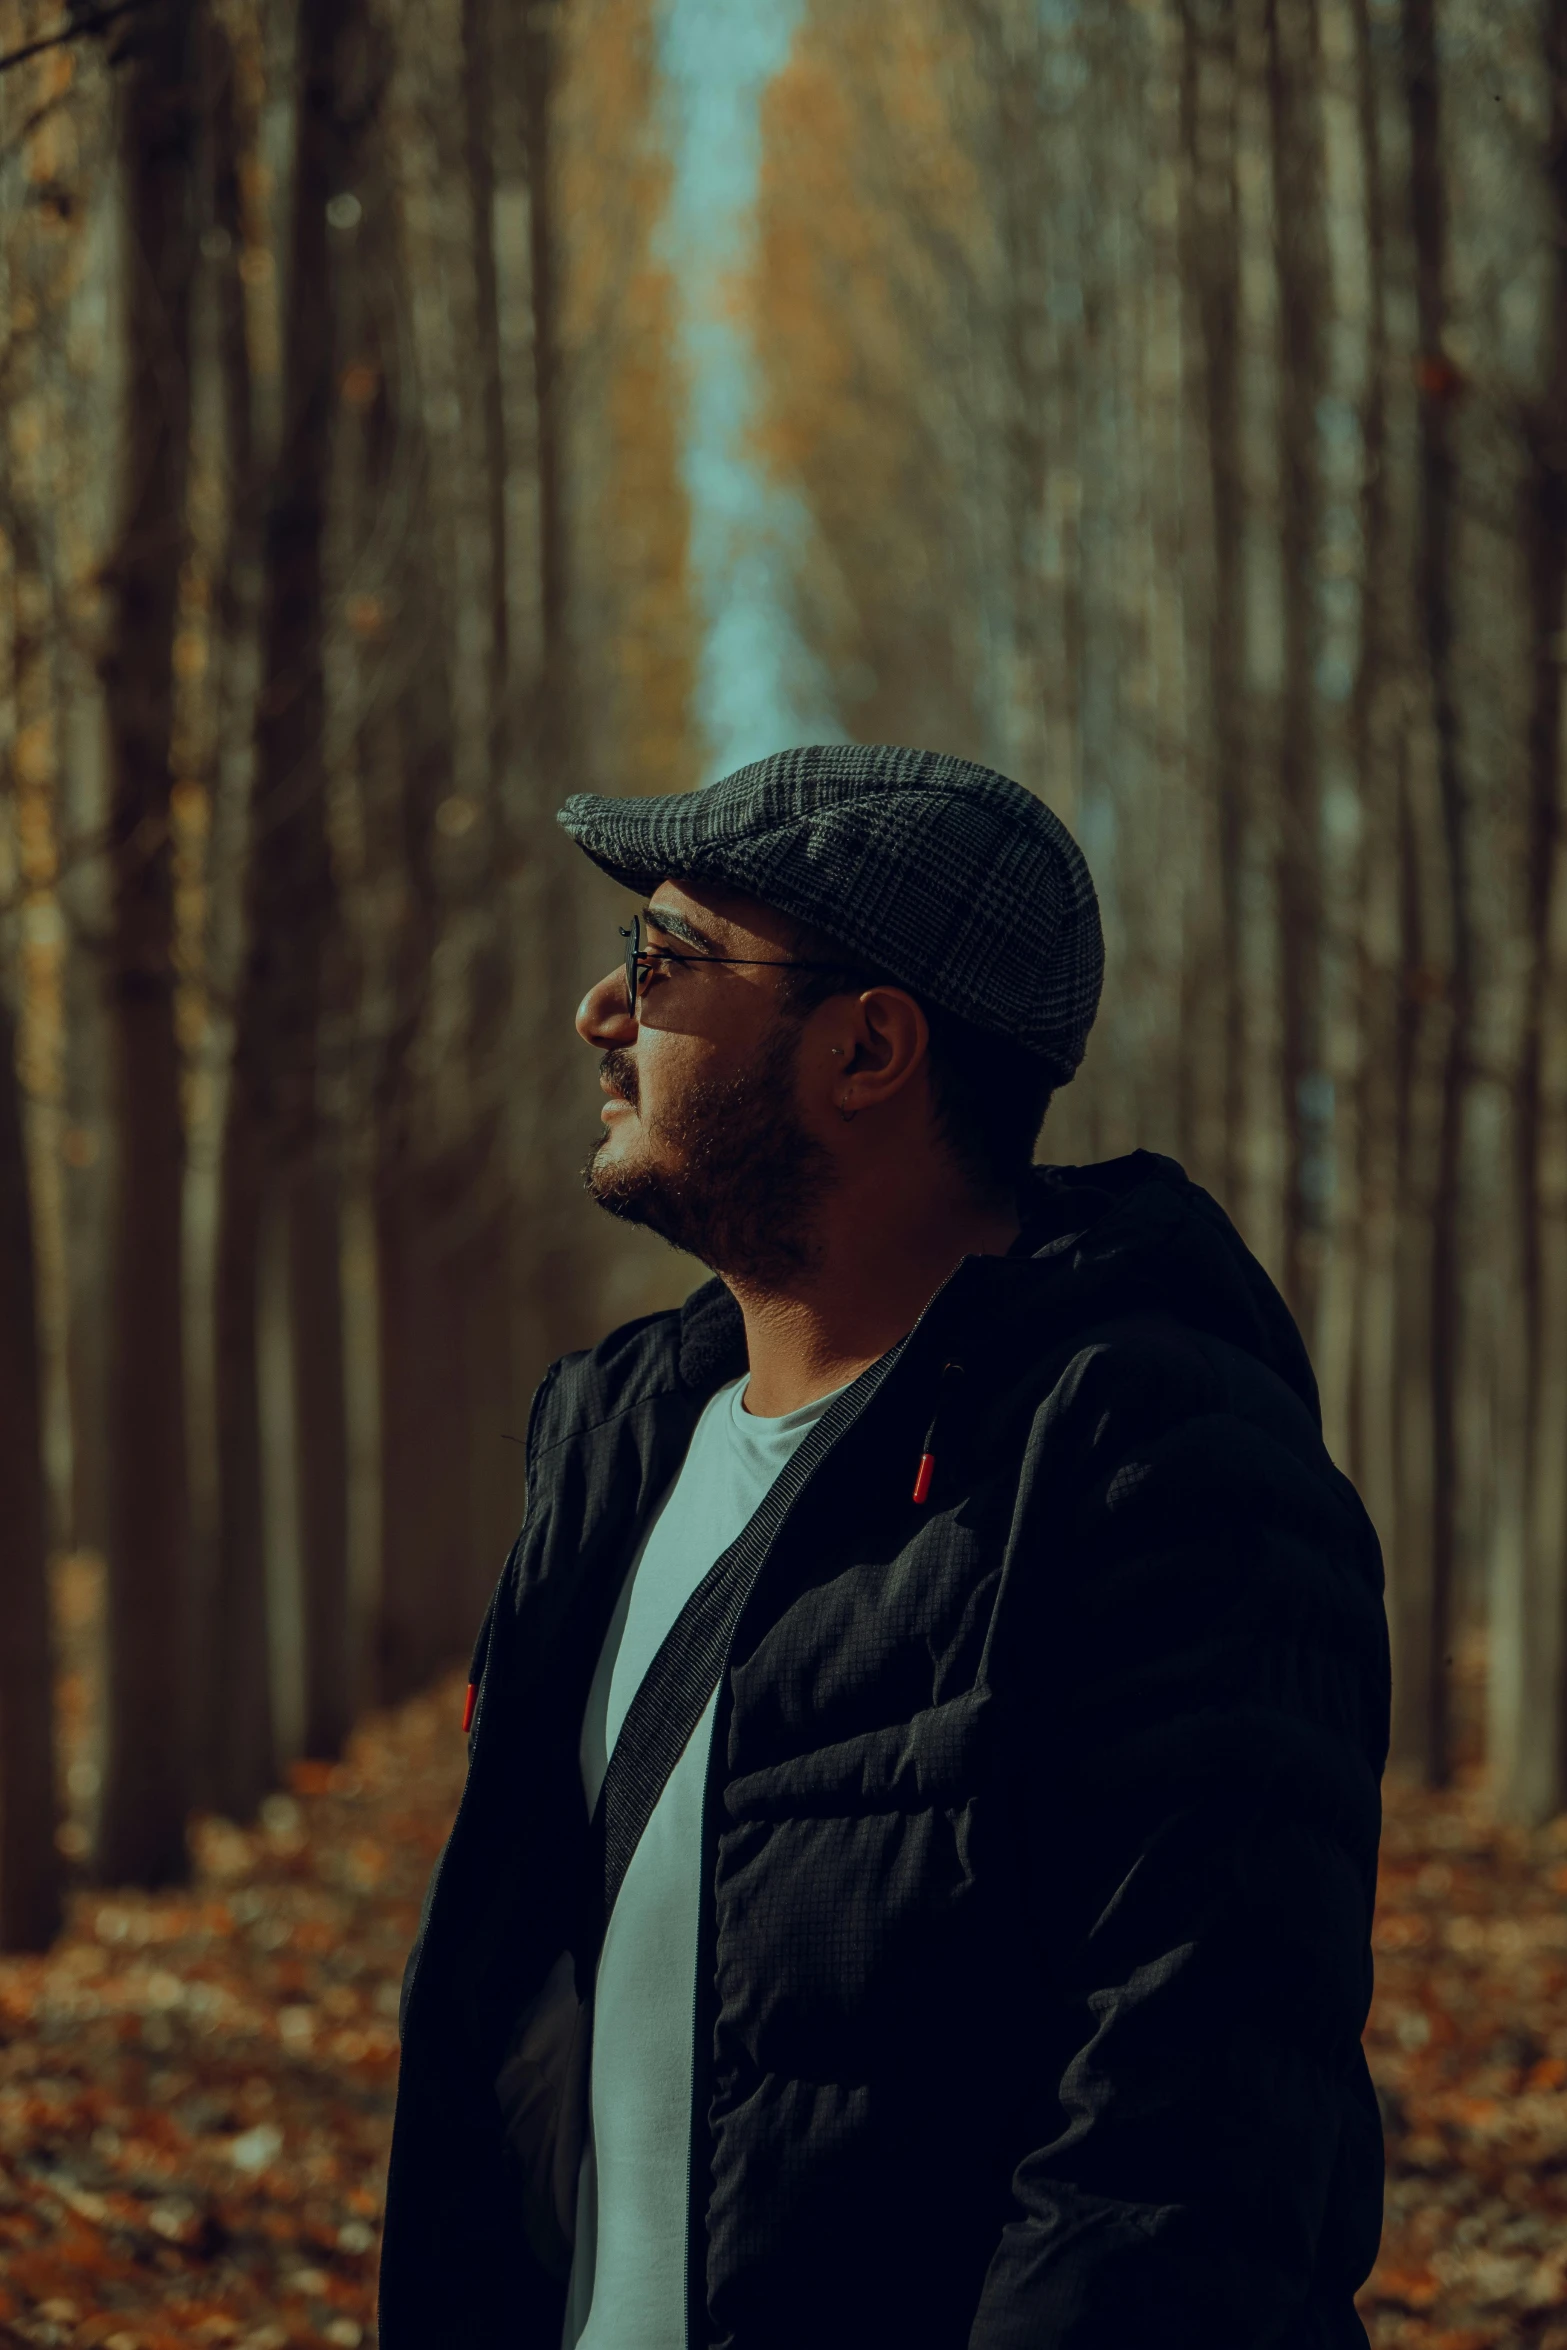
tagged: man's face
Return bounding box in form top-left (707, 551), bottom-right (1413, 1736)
top-left (574, 880), bottom-right (841, 1285)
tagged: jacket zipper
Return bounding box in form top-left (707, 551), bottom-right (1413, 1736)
top-left (681, 1254), bottom-right (980, 2349)
top-left (912, 1358), bottom-right (966, 1504)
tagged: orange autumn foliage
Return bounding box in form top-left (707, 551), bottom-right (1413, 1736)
top-left (556, 0), bottom-right (698, 799)
top-left (8, 1637), bottom-right (1567, 2345)
top-left (0, 1680), bottom-right (470, 2350)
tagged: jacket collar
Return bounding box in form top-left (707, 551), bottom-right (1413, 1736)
top-left (671, 1156), bottom-right (1152, 1398)
top-left (677, 1274), bottom-right (748, 1393)
top-left (668, 1147), bottom-right (1317, 1423)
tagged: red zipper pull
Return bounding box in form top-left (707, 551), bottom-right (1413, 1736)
top-left (912, 1360), bottom-right (964, 1504)
top-left (462, 1681), bottom-right (478, 1734)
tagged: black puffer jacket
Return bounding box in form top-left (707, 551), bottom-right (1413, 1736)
top-left (379, 1153), bottom-right (1389, 2349)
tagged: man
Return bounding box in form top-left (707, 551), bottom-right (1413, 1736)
top-left (380, 743), bottom-right (1388, 2349)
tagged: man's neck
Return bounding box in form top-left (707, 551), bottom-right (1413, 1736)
top-left (729, 1191), bottom-right (1021, 1417)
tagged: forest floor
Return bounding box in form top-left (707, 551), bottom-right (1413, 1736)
top-left (0, 1556), bottom-right (469, 2350)
top-left (1, 1598), bottom-right (1565, 2348)
top-left (1361, 1763), bottom-right (1567, 2350)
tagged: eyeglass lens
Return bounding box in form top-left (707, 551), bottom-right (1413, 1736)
top-left (624, 914), bottom-right (640, 1013)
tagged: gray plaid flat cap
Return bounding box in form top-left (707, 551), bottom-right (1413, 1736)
top-left (557, 742), bottom-right (1104, 1082)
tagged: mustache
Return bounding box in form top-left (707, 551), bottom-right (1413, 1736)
top-left (600, 1048), bottom-right (638, 1108)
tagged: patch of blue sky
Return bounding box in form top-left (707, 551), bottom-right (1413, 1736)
top-left (653, 0), bottom-right (844, 783)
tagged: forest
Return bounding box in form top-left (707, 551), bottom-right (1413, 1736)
top-left (1, 0), bottom-right (1567, 2340)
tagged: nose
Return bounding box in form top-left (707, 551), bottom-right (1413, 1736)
top-left (576, 966), bottom-right (637, 1049)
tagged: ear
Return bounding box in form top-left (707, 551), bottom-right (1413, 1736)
top-left (835, 987), bottom-right (930, 1116)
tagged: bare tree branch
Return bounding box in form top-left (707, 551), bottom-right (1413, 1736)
top-left (0, 0), bottom-right (160, 79)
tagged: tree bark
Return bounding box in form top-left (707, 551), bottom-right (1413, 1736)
top-left (1177, 0), bottom-right (1244, 1204)
top-left (522, 0), bottom-right (597, 1385)
top-left (212, 1077), bottom-right (272, 1816)
top-left (459, 1210), bottom-right (524, 1637)
top-left (455, 0), bottom-right (529, 1640)
top-left (199, 0), bottom-right (271, 1817)
top-left (1389, 0), bottom-right (1465, 1784)
top-left (293, 1154), bottom-right (350, 1757)
top-left (464, 0), bottom-right (510, 772)
top-left (1267, 0), bottom-right (1330, 1330)
top-left (374, 1166), bottom-right (470, 1703)
top-left (212, 0), bottom-right (354, 1806)
top-left (1393, 709), bottom-right (1456, 1783)
top-left (190, 0), bottom-right (265, 1814)
top-left (60, 951), bottom-right (111, 1560)
top-left (1230, 0), bottom-right (1288, 1283)
top-left (1308, 0), bottom-right (1374, 1466)
top-left (0, 981), bottom-right (62, 1952)
top-left (95, 0), bottom-right (200, 1889)
top-left (1493, 0), bottom-right (1567, 1822)
top-left (269, 0), bottom-right (353, 1766)
top-left (1353, 0), bottom-right (1416, 1619)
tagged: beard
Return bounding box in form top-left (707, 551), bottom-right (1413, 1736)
top-left (583, 1016), bottom-right (839, 1287)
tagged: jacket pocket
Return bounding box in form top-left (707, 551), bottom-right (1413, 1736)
top-left (713, 1691), bottom-right (997, 2079)
top-left (494, 1948), bottom-right (590, 2280)
top-left (723, 1688), bottom-right (993, 1822)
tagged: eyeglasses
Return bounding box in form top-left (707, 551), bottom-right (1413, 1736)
top-left (618, 914), bottom-right (859, 1016)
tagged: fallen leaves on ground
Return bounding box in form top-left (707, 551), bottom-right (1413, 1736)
top-left (6, 1621), bottom-right (1567, 2349)
top-left (1359, 1769), bottom-right (1567, 2350)
top-left (0, 1672), bottom-right (469, 2350)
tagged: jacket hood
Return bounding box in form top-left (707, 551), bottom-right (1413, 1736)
top-left (1008, 1150), bottom-right (1319, 1422)
top-left (679, 1149), bottom-right (1318, 1428)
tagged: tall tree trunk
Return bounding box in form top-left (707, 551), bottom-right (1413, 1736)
top-left (464, 0), bottom-right (510, 779)
top-left (1354, 0), bottom-right (1416, 1620)
top-left (328, 13), bottom-right (443, 1710)
top-left (460, 1209), bottom-right (523, 1630)
top-left (366, 0), bottom-right (582, 1705)
top-left (95, 0), bottom-right (200, 1889)
top-left (1177, 0), bottom-right (1244, 1204)
top-left (213, 1085), bottom-right (271, 1815)
top-left (0, 982), bottom-right (61, 1952)
top-left (1230, 0), bottom-right (1288, 1282)
top-left (515, 0), bottom-right (587, 1380)
top-left (270, 0), bottom-right (352, 1766)
top-left (1309, 0), bottom-right (1374, 1466)
top-left (1388, 0), bottom-right (1464, 1783)
top-left (294, 1153), bottom-right (350, 1757)
top-left (456, 0), bottom-right (528, 1624)
top-left (1267, 0), bottom-right (1329, 1329)
top-left (193, 0), bottom-right (267, 1814)
top-left (60, 952), bottom-right (111, 1560)
top-left (1494, 0), bottom-right (1567, 1822)
top-left (374, 1162), bottom-right (469, 1704)
top-left (1392, 712), bottom-right (1456, 1783)
top-left (213, 0), bottom-right (353, 1808)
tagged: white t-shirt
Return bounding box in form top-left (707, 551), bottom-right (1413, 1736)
top-left (562, 1372), bottom-right (847, 2350)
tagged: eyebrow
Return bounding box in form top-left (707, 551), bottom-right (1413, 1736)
top-left (639, 904), bottom-right (722, 954)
